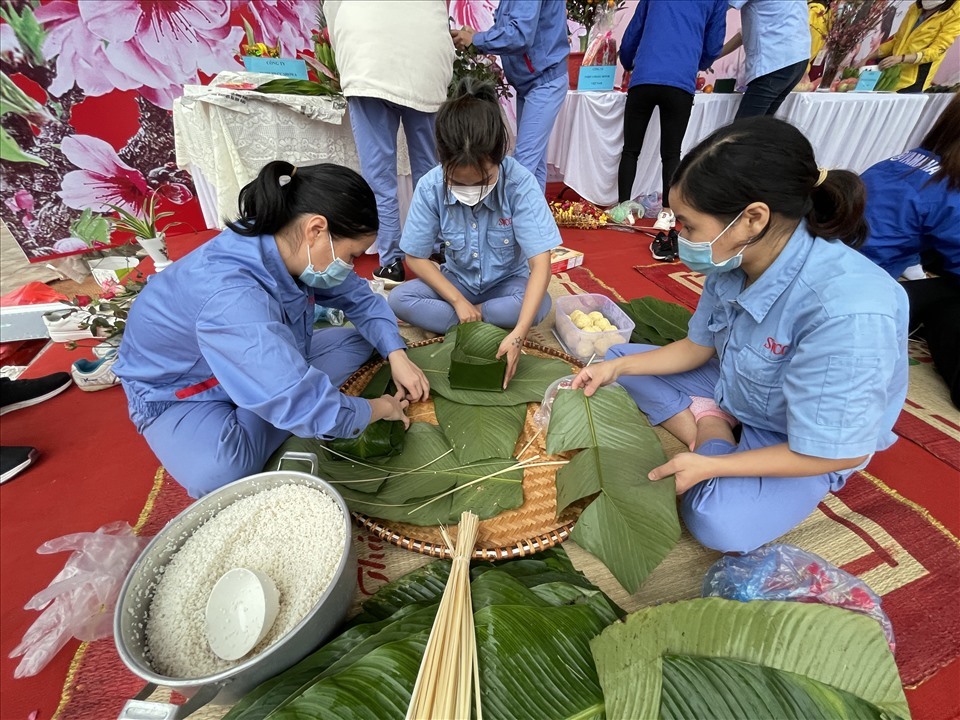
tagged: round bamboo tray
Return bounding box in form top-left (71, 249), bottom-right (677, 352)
top-left (340, 338), bottom-right (585, 560)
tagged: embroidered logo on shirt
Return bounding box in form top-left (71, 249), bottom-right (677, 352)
top-left (498, 217), bottom-right (513, 227)
top-left (764, 337), bottom-right (790, 356)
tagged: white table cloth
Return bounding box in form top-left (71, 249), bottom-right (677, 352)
top-left (902, 93), bottom-right (954, 153)
top-left (547, 90), bottom-right (942, 207)
top-left (173, 74), bottom-right (412, 230)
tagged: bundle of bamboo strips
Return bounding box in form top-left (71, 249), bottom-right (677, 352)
top-left (406, 511), bottom-right (481, 720)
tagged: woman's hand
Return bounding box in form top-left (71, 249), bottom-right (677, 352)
top-left (647, 452), bottom-right (717, 495)
top-left (450, 27), bottom-right (476, 51)
top-left (388, 350), bottom-right (429, 402)
top-left (454, 298), bottom-right (483, 324)
top-left (570, 359), bottom-right (621, 397)
top-left (877, 55), bottom-right (901, 70)
top-left (371, 391), bottom-right (411, 429)
top-left (495, 331), bottom-right (524, 389)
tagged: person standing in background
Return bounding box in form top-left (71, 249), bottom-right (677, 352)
top-left (615, 0), bottom-right (727, 263)
top-left (326, 0), bottom-right (454, 286)
top-left (872, 0), bottom-right (960, 93)
top-left (451, 0), bottom-right (569, 191)
top-left (719, 0), bottom-right (810, 118)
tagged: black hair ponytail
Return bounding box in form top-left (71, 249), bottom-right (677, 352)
top-left (226, 161), bottom-right (379, 239)
top-left (436, 77), bottom-right (508, 184)
top-left (673, 117), bottom-right (868, 249)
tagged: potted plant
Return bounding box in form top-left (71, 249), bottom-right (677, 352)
top-left (566, 0), bottom-right (626, 89)
top-left (105, 191), bottom-right (184, 272)
top-left (820, 0), bottom-right (890, 88)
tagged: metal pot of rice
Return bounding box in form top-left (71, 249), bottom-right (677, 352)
top-left (114, 452), bottom-right (356, 719)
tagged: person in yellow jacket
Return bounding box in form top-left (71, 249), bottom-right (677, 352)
top-left (875, 0), bottom-right (960, 92)
top-left (808, 0), bottom-right (831, 63)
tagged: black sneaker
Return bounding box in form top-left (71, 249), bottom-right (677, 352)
top-left (0, 372), bottom-right (72, 416)
top-left (373, 260), bottom-right (405, 287)
top-left (668, 228), bottom-right (679, 259)
top-left (650, 232), bottom-right (675, 262)
top-left (1, 446), bottom-right (38, 484)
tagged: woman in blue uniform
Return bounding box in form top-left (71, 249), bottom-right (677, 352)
top-left (114, 162), bottom-right (428, 497)
top-left (388, 80), bottom-right (560, 388)
top-left (573, 117), bottom-right (909, 553)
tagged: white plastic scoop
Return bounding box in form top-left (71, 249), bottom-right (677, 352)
top-left (205, 568), bottom-right (280, 661)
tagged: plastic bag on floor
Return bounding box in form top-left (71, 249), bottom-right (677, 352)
top-left (702, 543), bottom-right (895, 651)
top-left (9, 521), bottom-right (147, 678)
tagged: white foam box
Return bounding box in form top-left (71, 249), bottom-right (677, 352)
top-left (554, 294), bottom-right (635, 363)
top-left (551, 246), bottom-right (585, 274)
top-left (0, 302), bottom-right (63, 343)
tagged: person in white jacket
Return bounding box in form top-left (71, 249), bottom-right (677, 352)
top-left (326, 0), bottom-right (455, 286)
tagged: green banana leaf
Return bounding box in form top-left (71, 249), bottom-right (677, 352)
top-left (406, 326), bottom-right (574, 406)
top-left (875, 65), bottom-right (902, 93)
top-left (661, 655), bottom-right (894, 719)
top-left (255, 78), bottom-right (339, 96)
top-left (227, 548), bottom-right (619, 720)
top-left (546, 388), bottom-right (681, 592)
top-left (545, 385), bottom-right (650, 454)
top-left (617, 297), bottom-right (692, 346)
top-left (328, 365), bottom-right (405, 460)
top-left (450, 321), bottom-right (507, 391)
top-left (591, 598), bottom-right (910, 720)
top-left (433, 396), bottom-right (526, 464)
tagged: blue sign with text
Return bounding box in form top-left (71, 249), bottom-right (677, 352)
top-left (242, 57), bottom-right (308, 80)
top-left (577, 65), bottom-right (616, 92)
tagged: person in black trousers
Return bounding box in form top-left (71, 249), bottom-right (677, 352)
top-left (617, 0), bottom-right (727, 262)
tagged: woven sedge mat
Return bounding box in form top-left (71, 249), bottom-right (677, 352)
top-left (342, 338), bottom-right (585, 559)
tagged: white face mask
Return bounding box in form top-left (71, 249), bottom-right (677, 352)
top-left (450, 176), bottom-right (497, 207)
top-left (921, 0), bottom-right (945, 9)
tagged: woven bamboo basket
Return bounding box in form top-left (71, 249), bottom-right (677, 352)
top-left (340, 338), bottom-right (585, 560)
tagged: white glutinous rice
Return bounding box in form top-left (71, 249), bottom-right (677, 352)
top-left (144, 484), bottom-right (345, 677)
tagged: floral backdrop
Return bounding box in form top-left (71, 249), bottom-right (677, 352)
top-left (1, 0), bottom-right (318, 262)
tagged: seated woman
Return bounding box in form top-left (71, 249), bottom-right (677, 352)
top-left (860, 94), bottom-right (959, 407)
top-left (388, 79), bottom-right (560, 387)
top-left (114, 162), bottom-right (428, 497)
top-left (573, 117), bottom-right (909, 554)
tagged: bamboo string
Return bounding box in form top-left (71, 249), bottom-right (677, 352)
top-left (406, 511), bottom-right (480, 720)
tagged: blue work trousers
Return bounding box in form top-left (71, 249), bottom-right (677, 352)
top-left (348, 96), bottom-right (439, 265)
top-left (607, 343), bottom-right (849, 553)
top-left (143, 328), bottom-right (374, 498)
top-left (388, 271), bottom-right (551, 335)
top-left (513, 71), bottom-right (568, 191)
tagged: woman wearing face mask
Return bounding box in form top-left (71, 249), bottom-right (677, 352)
top-left (870, 0), bottom-right (960, 93)
top-left (113, 162), bottom-right (428, 498)
top-left (388, 79), bottom-right (561, 388)
top-left (572, 117), bottom-right (909, 553)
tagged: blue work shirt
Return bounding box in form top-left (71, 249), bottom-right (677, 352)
top-left (621, 0), bottom-right (727, 94)
top-left (400, 156), bottom-right (561, 294)
top-left (113, 228), bottom-right (406, 439)
top-left (730, 0), bottom-right (809, 84)
top-left (861, 147), bottom-right (960, 280)
top-left (687, 224), bottom-right (909, 460)
top-left (472, 0), bottom-right (569, 93)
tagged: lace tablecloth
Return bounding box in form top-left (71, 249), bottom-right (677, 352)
top-left (174, 74), bottom-right (411, 229)
top-left (548, 90), bottom-right (940, 207)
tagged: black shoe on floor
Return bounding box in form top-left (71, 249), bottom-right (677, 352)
top-left (373, 260), bottom-right (405, 287)
top-left (0, 372), bottom-right (72, 416)
top-left (668, 228), bottom-right (679, 260)
top-left (1, 446), bottom-right (38, 484)
top-left (650, 232), bottom-right (676, 262)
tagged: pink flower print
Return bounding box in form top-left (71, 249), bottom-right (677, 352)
top-left (155, 182), bottom-right (193, 205)
top-left (5, 189), bottom-right (35, 216)
top-left (449, 0), bottom-right (498, 31)
top-left (36, 0), bottom-right (243, 110)
top-left (240, 0), bottom-right (317, 56)
top-left (35, 1), bottom-right (142, 99)
top-left (59, 135), bottom-right (149, 214)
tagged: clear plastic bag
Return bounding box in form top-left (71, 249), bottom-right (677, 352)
top-left (583, 3), bottom-right (619, 67)
top-left (9, 521), bottom-right (147, 678)
top-left (533, 375), bottom-right (576, 430)
top-left (702, 543), bottom-right (895, 651)
top-left (639, 192), bottom-right (663, 219)
top-left (314, 304), bottom-right (345, 326)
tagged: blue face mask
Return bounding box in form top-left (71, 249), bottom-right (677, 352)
top-left (299, 235), bottom-right (354, 289)
top-left (677, 212), bottom-right (744, 275)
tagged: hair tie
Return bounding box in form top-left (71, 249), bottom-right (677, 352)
top-left (278, 165), bottom-right (298, 187)
top-left (290, 165), bottom-right (297, 177)
top-left (814, 167), bottom-right (829, 188)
